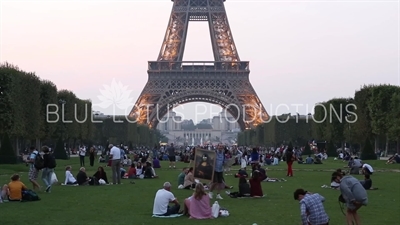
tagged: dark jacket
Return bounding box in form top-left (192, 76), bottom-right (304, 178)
top-left (93, 171), bottom-right (108, 184)
top-left (77, 171), bottom-right (88, 185)
top-left (43, 153), bottom-right (55, 168)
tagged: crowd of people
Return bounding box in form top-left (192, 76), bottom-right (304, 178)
top-left (1, 141), bottom-right (395, 225)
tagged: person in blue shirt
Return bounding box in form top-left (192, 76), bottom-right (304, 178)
top-left (26, 147), bottom-right (41, 191)
top-left (305, 155), bottom-right (314, 164)
top-left (208, 145), bottom-right (225, 200)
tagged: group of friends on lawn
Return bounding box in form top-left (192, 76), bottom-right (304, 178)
top-left (0, 143), bottom-right (380, 225)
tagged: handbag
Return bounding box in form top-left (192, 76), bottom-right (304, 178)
top-left (338, 194), bottom-right (346, 203)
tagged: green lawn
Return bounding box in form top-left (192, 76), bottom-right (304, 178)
top-left (1, 158), bottom-right (399, 225)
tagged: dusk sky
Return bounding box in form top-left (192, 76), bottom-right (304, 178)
top-left (1, 0), bottom-right (399, 123)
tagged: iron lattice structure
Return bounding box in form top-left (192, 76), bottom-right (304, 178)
top-left (129, 0), bottom-right (269, 130)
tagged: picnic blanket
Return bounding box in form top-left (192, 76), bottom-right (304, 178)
top-left (152, 214), bottom-right (183, 218)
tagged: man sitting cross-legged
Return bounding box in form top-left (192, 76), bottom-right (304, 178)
top-left (153, 182), bottom-right (180, 216)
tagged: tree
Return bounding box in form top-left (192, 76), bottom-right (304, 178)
top-left (288, 142), bottom-right (293, 150)
top-left (39, 80), bottom-right (58, 140)
top-left (54, 137), bottom-right (68, 160)
top-left (0, 133), bottom-right (17, 164)
top-left (302, 142), bottom-right (313, 156)
top-left (360, 137), bottom-right (376, 160)
top-left (368, 85), bottom-right (399, 156)
top-left (352, 85), bottom-right (374, 145)
top-left (326, 141), bottom-right (336, 157)
top-left (389, 91), bottom-right (400, 154)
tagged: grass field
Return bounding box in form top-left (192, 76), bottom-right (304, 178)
top-left (1, 158), bottom-right (399, 225)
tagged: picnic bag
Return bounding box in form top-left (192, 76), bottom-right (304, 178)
top-left (22, 190), bottom-right (40, 201)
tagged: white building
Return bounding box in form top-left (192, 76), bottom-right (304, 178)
top-left (156, 111), bottom-right (240, 145)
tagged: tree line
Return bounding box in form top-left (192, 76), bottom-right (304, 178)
top-left (237, 84), bottom-right (400, 158)
top-left (0, 63), bottom-right (163, 163)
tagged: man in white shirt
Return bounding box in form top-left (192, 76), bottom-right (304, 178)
top-left (362, 163), bottom-right (374, 175)
top-left (79, 146), bottom-right (86, 167)
top-left (109, 144), bottom-right (121, 184)
top-left (152, 182), bottom-right (180, 216)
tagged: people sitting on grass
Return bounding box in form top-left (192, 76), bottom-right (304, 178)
top-left (228, 177), bottom-right (250, 198)
top-left (183, 183), bottom-right (213, 219)
top-left (1, 174), bottom-right (28, 202)
top-left (178, 167), bottom-right (187, 188)
top-left (184, 167), bottom-right (195, 189)
top-left (120, 165), bottom-right (127, 178)
top-left (362, 163), bottom-right (373, 175)
top-left (127, 164), bottom-right (137, 179)
top-left (93, 166), bottom-right (109, 184)
top-left (136, 162), bottom-right (144, 177)
top-left (153, 157), bottom-right (161, 168)
top-left (314, 155), bottom-right (322, 164)
top-left (143, 162), bottom-right (158, 179)
top-left (386, 153), bottom-right (400, 164)
top-left (360, 174), bottom-right (374, 190)
top-left (350, 157), bottom-right (362, 174)
top-left (249, 170), bottom-right (263, 197)
top-left (153, 182), bottom-right (180, 216)
top-left (305, 155), bottom-right (314, 164)
top-left (98, 155), bottom-right (105, 163)
top-left (76, 167), bottom-right (90, 186)
top-left (64, 166), bottom-right (78, 185)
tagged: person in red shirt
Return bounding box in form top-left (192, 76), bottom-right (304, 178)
top-left (249, 170), bottom-right (263, 197)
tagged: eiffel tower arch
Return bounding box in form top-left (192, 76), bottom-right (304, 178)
top-left (129, 0), bottom-right (269, 130)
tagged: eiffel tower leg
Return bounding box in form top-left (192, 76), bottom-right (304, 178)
top-left (157, 0), bottom-right (190, 63)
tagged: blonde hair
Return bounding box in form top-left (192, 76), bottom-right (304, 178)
top-left (194, 183), bottom-right (206, 200)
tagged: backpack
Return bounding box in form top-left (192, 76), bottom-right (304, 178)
top-left (47, 153), bottom-right (57, 169)
top-left (34, 153), bottom-right (44, 170)
top-left (22, 190), bottom-right (40, 201)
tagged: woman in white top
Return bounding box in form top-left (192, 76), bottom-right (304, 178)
top-left (64, 166), bottom-right (78, 185)
top-left (136, 162), bottom-right (143, 176)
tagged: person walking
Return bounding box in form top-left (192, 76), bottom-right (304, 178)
top-left (167, 143), bottom-right (176, 169)
top-left (294, 189), bottom-right (329, 225)
top-left (286, 147), bottom-right (295, 177)
top-left (109, 144), bottom-right (121, 184)
top-left (42, 146), bottom-right (57, 193)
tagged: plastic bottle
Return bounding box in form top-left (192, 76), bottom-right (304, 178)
top-left (212, 201), bottom-right (220, 218)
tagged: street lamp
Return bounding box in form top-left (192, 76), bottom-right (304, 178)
top-left (58, 99), bottom-right (68, 158)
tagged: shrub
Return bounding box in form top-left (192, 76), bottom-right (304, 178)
top-left (0, 133), bottom-right (17, 164)
top-left (54, 138), bottom-right (68, 160)
top-left (361, 137), bottom-right (376, 160)
top-left (326, 141), bottom-right (337, 157)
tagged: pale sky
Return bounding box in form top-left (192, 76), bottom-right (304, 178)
top-left (1, 0), bottom-right (399, 124)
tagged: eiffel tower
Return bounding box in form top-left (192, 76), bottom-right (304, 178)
top-left (129, 0), bottom-right (269, 130)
